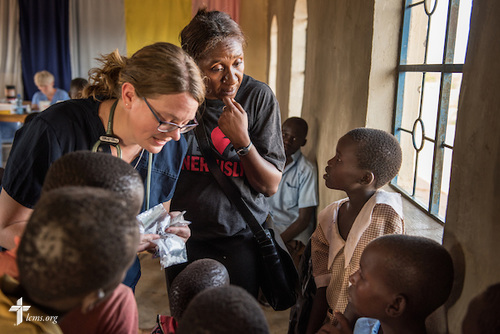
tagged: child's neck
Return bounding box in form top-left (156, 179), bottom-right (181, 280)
top-left (379, 318), bottom-right (427, 334)
top-left (346, 188), bottom-right (377, 211)
top-left (338, 188), bottom-right (376, 240)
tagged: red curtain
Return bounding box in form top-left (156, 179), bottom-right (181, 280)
top-left (191, 0), bottom-right (240, 23)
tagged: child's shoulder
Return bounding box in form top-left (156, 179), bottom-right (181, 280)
top-left (319, 197), bottom-right (349, 217)
top-left (371, 190), bottom-right (404, 219)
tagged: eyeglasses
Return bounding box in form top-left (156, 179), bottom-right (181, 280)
top-left (143, 97), bottom-right (198, 133)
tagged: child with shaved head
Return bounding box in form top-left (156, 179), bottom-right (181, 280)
top-left (42, 151), bottom-right (145, 214)
top-left (177, 285), bottom-right (270, 334)
top-left (0, 151), bottom-right (159, 333)
top-left (318, 234), bottom-right (454, 334)
top-left (151, 259), bottom-right (230, 333)
top-left (0, 187), bottom-right (139, 332)
top-left (308, 128), bottom-right (404, 333)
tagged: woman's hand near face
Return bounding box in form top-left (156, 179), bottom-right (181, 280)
top-left (218, 97), bottom-right (250, 148)
top-left (218, 97), bottom-right (282, 196)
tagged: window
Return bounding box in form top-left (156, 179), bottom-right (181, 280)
top-left (288, 0), bottom-right (307, 118)
top-left (268, 15), bottom-right (278, 95)
top-left (392, 0), bottom-right (473, 222)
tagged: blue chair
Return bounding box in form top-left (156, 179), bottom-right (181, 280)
top-left (0, 121), bottom-right (22, 166)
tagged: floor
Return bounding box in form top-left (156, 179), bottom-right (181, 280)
top-left (135, 252), bottom-right (291, 334)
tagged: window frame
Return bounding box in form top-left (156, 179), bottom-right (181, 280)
top-left (392, 0), bottom-right (466, 223)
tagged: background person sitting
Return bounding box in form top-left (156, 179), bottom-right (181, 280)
top-left (267, 116), bottom-right (318, 268)
top-left (69, 77), bottom-right (89, 99)
top-left (31, 70), bottom-right (70, 110)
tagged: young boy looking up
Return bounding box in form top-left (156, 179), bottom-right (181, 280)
top-left (318, 234), bottom-right (454, 334)
top-left (267, 117), bottom-right (318, 267)
top-left (0, 187), bottom-right (140, 333)
top-left (307, 128), bottom-right (404, 334)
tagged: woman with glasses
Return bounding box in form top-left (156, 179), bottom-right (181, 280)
top-left (0, 42), bottom-right (205, 291)
top-left (166, 9), bottom-right (286, 298)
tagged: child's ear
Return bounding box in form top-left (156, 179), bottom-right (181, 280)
top-left (386, 294), bottom-right (407, 318)
top-left (81, 288), bottom-right (105, 314)
top-left (360, 171), bottom-right (375, 185)
top-left (301, 138), bottom-right (307, 147)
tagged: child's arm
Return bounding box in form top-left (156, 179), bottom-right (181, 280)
top-left (307, 223), bottom-right (331, 334)
top-left (316, 312), bottom-right (353, 334)
top-left (307, 287), bottom-right (329, 334)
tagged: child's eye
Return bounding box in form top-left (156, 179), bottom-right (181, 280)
top-left (336, 157), bottom-right (342, 163)
top-left (211, 65), bottom-right (224, 72)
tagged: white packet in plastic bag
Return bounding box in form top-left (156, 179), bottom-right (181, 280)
top-left (136, 204), bottom-right (190, 268)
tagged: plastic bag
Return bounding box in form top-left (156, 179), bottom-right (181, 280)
top-left (137, 204), bottom-right (190, 268)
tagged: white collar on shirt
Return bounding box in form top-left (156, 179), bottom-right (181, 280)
top-left (319, 190), bottom-right (404, 269)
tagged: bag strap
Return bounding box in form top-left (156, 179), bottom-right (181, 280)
top-left (193, 115), bottom-right (265, 236)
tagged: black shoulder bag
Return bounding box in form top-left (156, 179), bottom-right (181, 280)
top-left (194, 117), bottom-right (298, 311)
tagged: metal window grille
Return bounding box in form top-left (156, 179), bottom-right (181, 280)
top-left (392, 0), bottom-right (472, 222)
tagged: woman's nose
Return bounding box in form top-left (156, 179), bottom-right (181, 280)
top-left (222, 70), bottom-right (237, 85)
top-left (170, 128), bottom-right (182, 141)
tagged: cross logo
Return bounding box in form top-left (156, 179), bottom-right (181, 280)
top-left (8, 297), bottom-right (31, 325)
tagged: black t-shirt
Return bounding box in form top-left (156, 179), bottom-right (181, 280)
top-left (171, 75), bottom-right (286, 239)
top-left (3, 98), bottom-right (187, 211)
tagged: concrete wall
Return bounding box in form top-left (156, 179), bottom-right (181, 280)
top-left (239, 0), bottom-right (500, 332)
top-left (239, 0), bottom-right (268, 83)
top-left (443, 0), bottom-right (500, 332)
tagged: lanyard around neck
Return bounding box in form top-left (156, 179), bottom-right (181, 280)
top-left (92, 100), bottom-right (122, 158)
top-left (91, 99), bottom-right (153, 210)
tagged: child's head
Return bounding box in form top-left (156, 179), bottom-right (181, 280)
top-left (169, 259), bottom-right (229, 320)
top-left (42, 151), bottom-right (144, 215)
top-left (177, 285), bottom-right (270, 334)
top-left (348, 234), bottom-right (453, 323)
top-left (17, 187), bottom-right (139, 312)
top-left (69, 77), bottom-right (88, 99)
top-left (282, 117), bottom-right (308, 158)
top-left (462, 283), bottom-right (500, 334)
top-left (325, 128), bottom-right (402, 191)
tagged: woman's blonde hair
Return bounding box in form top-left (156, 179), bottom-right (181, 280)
top-left (83, 42), bottom-right (205, 104)
top-left (34, 70), bottom-right (55, 86)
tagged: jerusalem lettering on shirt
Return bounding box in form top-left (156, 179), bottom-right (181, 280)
top-left (182, 155), bottom-right (244, 177)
